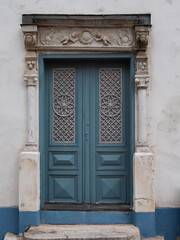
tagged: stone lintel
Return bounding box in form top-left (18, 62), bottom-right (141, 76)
top-left (21, 15), bottom-right (151, 52)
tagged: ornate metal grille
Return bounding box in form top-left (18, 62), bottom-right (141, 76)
top-left (53, 68), bottom-right (75, 142)
top-left (99, 68), bottom-right (122, 143)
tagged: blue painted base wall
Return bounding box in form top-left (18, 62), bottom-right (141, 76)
top-left (156, 208), bottom-right (180, 240)
top-left (133, 212), bottom-right (156, 238)
top-left (0, 207), bottom-right (18, 240)
top-left (0, 207), bottom-right (180, 240)
top-left (41, 211), bottom-right (133, 225)
top-left (19, 211), bottom-right (40, 234)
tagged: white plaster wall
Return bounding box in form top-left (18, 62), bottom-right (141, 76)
top-left (0, 0), bottom-right (180, 207)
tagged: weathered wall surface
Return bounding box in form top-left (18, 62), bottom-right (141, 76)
top-left (0, 0), bottom-right (180, 208)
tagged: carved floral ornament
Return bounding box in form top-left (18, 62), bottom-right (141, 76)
top-left (26, 60), bottom-right (36, 70)
top-left (39, 27), bottom-right (134, 47)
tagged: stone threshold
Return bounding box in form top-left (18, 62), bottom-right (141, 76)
top-left (4, 226), bottom-right (165, 240)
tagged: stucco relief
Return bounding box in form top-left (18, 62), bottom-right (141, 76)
top-left (39, 27), bottom-right (134, 47)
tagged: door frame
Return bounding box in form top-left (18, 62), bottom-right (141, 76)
top-left (20, 15), bottom-right (155, 220)
top-left (39, 53), bottom-right (135, 209)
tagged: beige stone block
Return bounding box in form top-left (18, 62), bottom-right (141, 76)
top-left (133, 152), bottom-right (155, 212)
top-left (22, 25), bottom-right (38, 32)
top-left (24, 224), bottom-right (140, 240)
top-left (19, 151), bottom-right (40, 212)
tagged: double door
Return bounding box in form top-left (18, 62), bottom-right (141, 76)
top-left (42, 59), bottom-right (131, 206)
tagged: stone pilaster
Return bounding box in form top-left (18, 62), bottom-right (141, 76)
top-left (133, 26), bottom-right (155, 213)
top-left (19, 29), bottom-right (40, 214)
top-left (24, 51), bottom-right (38, 151)
top-left (135, 55), bottom-right (149, 152)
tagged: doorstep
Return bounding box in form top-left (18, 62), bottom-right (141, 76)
top-left (24, 224), bottom-right (140, 240)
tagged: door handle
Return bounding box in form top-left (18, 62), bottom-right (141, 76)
top-left (85, 133), bottom-right (88, 137)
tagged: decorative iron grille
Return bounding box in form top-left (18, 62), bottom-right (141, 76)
top-left (53, 68), bottom-right (75, 143)
top-left (99, 68), bottom-right (122, 143)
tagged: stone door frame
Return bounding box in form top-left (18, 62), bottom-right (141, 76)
top-left (19, 14), bottom-right (154, 215)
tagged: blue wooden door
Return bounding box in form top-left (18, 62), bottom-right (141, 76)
top-left (43, 59), bottom-right (131, 205)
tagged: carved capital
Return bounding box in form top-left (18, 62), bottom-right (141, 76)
top-left (22, 25), bottom-right (38, 49)
top-left (135, 26), bottom-right (150, 49)
top-left (24, 32), bottom-right (37, 47)
top-left (135, 75), bottom-right (149, 88)
top-left (24, 74), bottom-right (38, 86)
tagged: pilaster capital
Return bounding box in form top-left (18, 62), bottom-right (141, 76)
top-left (24, 74), bottom-right (38, 86)
top-left (135, 25), bottom-right (151, 50)
top-left (135, 75), bottom-right (149, 88)
top-left (22, 25), bottom-right (38, 50)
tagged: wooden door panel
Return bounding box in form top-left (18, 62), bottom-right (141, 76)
top-left (96, 151), bottom-right (126, 171)
top-left (44, 59), bottom-right (130, 205)
top-left (91, 63), bottom-right (129, 203)
top-left (47, 63), bottom-right (83, 203)
top-left (96, 174), bottom-right (126, 203)
top-left (49, 175), bottom-right (78, 202)
top-left (49, 151), bottom-right (78, 170)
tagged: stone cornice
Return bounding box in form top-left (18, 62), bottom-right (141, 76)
top-left (21, 15), bottom-right (151, 52)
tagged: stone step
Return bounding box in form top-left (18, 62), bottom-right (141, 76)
top-left (24, 224), bottom-right (140, 240)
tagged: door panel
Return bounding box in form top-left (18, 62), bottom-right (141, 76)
top-left (90, 63), bottom-right (129, 203)
top-left (96, 175), bottom-right (126, 203)
top-left (47, 62), bottom-right (83, 203)
top-left (44, 59), bottom-right (130, 205)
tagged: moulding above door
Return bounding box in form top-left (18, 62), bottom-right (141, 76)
top-left (21, 14), bottom-right (151, 52)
